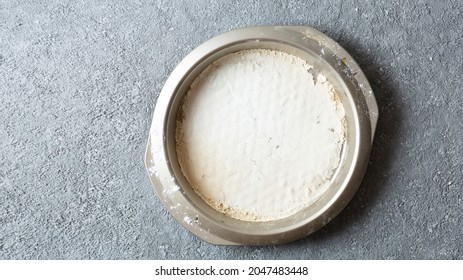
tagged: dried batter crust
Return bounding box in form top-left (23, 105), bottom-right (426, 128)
top-left (176, 49), bottom-right (346, 222)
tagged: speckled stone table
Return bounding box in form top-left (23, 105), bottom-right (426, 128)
top-left (1, 0), bottom-right (462, 259)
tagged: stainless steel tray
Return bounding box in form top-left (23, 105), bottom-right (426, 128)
top-left (144, 26), bottom-right (378, 245)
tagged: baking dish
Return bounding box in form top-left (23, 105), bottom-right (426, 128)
top-left (144, 26), bottom-right (378, 245)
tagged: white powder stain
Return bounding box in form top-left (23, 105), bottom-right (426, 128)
top-left (183, 216), bottom-right (193, 225)
top-left (148, 165), bottom-right (159, 177)
top-left (162, 184), bottom-right (180, 197)
top-left (176, 49), bottom-right (346, 222)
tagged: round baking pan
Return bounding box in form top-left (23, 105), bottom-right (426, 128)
top-left (145, 26), bottom-right (378, 245)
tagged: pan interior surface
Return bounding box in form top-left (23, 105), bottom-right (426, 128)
top-left (166, 42), bottom-right (358, 234)
top-left (175, 48), bottom-right (347, 223)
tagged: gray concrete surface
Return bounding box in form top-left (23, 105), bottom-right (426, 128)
top-left (1, 0), bottom-right (462, 259)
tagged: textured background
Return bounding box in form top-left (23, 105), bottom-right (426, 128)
top-left (1, 0), bottom-right (462, 259)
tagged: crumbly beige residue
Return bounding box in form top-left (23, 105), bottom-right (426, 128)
top-left (176, 49), bottom-right (346, 222)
